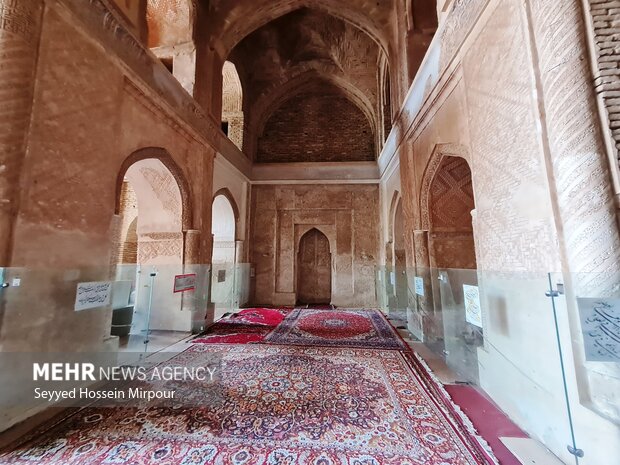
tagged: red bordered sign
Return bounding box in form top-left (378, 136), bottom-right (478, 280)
top-left (173, 273), bottom-right (197, 293)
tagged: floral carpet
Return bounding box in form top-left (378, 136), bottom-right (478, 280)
top-left (227, 308), bottom-right (292, 327)
top-left (263, 308), bottom-right (407, 350)
top-left (191, 308), bottom-right (292, 344)
top-left (1, 344), bottom-right (492, 464)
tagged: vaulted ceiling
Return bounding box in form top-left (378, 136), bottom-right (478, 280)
top-left (141, 0), bottom-right (438, 163)
top-left (227, 8), bottom-right (381, 161)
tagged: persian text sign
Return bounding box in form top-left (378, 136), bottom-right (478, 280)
top-left (75, 282), bottom-right (112, 311)
top-left (173, 274), bottom-right (196, 293)
top-left (463, 284), bottom-right (482, 328)
top-left (577, 298), bottom-right (620, 362)
top-left (414, 277), bottom-right (424, 296)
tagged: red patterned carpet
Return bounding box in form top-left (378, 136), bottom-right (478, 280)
top-left (263, 308), bottom-right (408, 350)
top-left (1, 344), bottom-right (494, 465)
top-left (191, 308), bottom-right (291, 344)
top-left (227, 308), bottom-right (292, 327)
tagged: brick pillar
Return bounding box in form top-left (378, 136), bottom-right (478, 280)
top-left (0, 0), bottom-right (44, 265)
top-left (183, 229), bottom-right (201, 265)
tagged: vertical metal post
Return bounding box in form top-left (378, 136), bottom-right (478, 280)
top-left (143, 269), bottom-right (158, 353)
top-left (545, 274), bottom-right (583, 463)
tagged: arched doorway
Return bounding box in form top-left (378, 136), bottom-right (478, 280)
top-left (391, 198), bottom-right (408, 326)
top-left (211, 191), bottom-right (238, 319)
top-left (297, 228), bottom-right (332, 305)
top-left (113, 150), bottom-right (192, 351)
top-left (426, 153), bottom-right (481, 383)
top-left (428, 156), bottom-right (477, 270)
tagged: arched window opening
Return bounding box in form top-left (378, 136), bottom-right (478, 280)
top-left (221, 61), bottom-right (244, 150)
top-left (407, 0), bottom-right (438, 83)
top-left (383, 67), bottom-right (392, 141)
top-left (210, 192), bottom-right (239, 319)
top-left (378, 53), bottom-right (392, 143)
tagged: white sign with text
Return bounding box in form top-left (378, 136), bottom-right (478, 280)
top-left (463, 284), bottom-right (482, 328)
top-left (75, 282), bottom-right (112, 311)
top-left (414, 277), bottom-right (424, 296)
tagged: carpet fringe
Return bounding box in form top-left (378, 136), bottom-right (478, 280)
top-left (410, 351), bottom-right (501, 465)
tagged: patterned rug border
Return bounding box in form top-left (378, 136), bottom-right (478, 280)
top-left (266, 308), bottom-right (500, 465)
top-left (400, 350), bottom-right (500, 465)
top-left (351, 310), bottom-right (500, 465)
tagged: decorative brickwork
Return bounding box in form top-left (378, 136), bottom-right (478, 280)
top-left (588, 0), bottom-right (620, 164)
top-left (229, 8), bottom-right (379, 161)
top-left (256, 88), bottom-right (375, 163)
top-left (0, 0), bottom-right (43, 264)
top-left (146, 0), bottom-right (192, 48)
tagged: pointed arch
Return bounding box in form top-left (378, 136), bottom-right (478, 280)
top-left (419, 143), bottom-right (472, 230)
top-left (215, 2), bottom-right (389, 60)
top-left (115, 147), bottom-right (193, 231)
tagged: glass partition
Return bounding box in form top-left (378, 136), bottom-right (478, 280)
top-left (0, 264), bottom-right (212, 357)
top-left (376, 265), bottom-right (591, 464)
top-left (210, 263), bottom-right (252, 321)
top-left (0, 263), bottom-right (216, 426)
top-left (547, 271), bottom-right (620, 459)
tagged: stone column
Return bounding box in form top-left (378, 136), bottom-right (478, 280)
top-left (182, 229), bottom-right (203, 332)
top-left (183, 229), bottom-right (201, 265)
top-left (0, 0), bottom-right (44, 265)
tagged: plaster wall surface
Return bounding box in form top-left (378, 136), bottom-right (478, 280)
top-left (250, 184), bottom-right (379, 307)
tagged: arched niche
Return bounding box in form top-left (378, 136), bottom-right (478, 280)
top-left (115, 147), bottom-right (193, 232)
top-left (113, 147), bottom-right (193, 334)
top-left (296, 228), bottom-right (332, 305)
top-left (419, 144), bottom-right (476, 270)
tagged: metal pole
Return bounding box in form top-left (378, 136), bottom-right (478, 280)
top-left (143, 269), bottom-right (157, 353)
top-left (546, 273), bottom-right (583, 464)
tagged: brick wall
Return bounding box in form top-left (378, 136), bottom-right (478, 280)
top-left (589, 0), bottom-right (620, 163)
top-left (115, 181), bottom-right (138, 264)
top-left (256, 90), bottom-right (375, 163)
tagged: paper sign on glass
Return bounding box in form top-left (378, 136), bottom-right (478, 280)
top-left (174, 273), bottom-right (197, 293)
top-left (577, 298), bottom-right (620, 362)
top-left (75, 282), bottom-right (112, 311)
top-left (463, 284), bottom-right (482, 328)
top-left (414, 277), bottom-right (424, 296)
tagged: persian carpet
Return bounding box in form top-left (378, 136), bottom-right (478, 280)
top-left (191, 331), bottom-right (268, 344)
top-left (227, 307), bottom-right (291, 326)
top-left (263, 308), bottom-right (407, 350)
top-left (0, 344), bottom-right (494, 465)
top-left (191, 308), bottom-right (292, 344)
